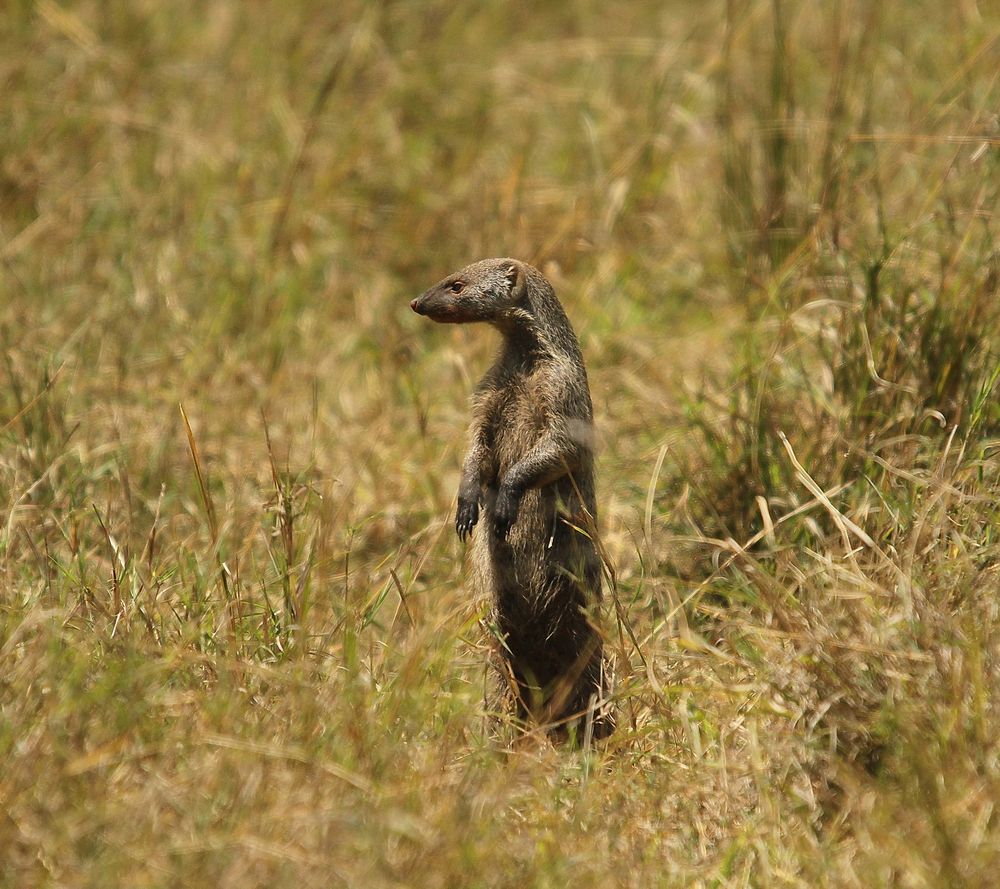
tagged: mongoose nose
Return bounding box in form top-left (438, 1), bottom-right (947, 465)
top-left (409, 298), bottom-right (420, 313)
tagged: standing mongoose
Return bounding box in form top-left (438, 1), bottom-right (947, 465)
top-left (410, 258), bottom-right (614, 741)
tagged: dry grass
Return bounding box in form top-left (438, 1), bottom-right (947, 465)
top-left (2, 1), bottom-right (1000, 886)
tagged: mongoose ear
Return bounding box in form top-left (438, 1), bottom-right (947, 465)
top-left (504, 262), bottom-right (526, 298)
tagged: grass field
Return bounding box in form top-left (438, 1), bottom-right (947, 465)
top-left (3, 1), bottom-right (1000, 886)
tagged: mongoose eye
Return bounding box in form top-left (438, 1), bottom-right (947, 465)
top-left (449, 281), bottom-right (466, 294)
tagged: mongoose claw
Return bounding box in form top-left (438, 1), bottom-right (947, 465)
top-left (456, 498), bottom-right (479, 541)
top-left (492, 487), bottom-right (521, 540)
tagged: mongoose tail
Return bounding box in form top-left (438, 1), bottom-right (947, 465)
top-left (412, 258), bottom-right (614, 741)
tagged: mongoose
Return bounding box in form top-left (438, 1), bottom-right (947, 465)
top-left (411, 258), bottom-right (614, 741)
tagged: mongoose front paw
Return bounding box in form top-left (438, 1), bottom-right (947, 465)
top-left (492, 487), bottom-right (521, 540)
top-left (456, 498), bottom-right (479, 541)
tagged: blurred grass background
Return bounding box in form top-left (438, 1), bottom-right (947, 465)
top-left (2, 1), bottom-right (1000, 886)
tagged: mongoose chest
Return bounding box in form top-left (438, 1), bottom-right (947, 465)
top-left (474, 372), bottom-right (550, 485)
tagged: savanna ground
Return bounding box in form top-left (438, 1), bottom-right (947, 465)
top-left (2, 1), bottom-right (1000, 886)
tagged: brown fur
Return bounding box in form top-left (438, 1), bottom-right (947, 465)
top-left (412, 259), bottom-right (614, 741)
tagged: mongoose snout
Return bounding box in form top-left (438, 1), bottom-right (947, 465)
top-left (412, 257), bottom-right (615, 741)
top-left (410, 283), bottom-right (478, 323)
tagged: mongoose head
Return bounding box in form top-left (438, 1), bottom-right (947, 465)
top-left (410, 258), bottom-right (529, 326)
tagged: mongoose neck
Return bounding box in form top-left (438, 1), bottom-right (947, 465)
top-left (495, 286), bottom-right (581, 368)
top-left (497, 313), bottom-right (550, 366)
